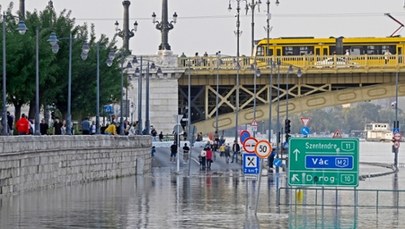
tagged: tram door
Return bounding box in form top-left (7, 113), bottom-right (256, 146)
top-left (314, 45), bottom-right (330, 62)
top-left (397, 45), bottom-right (404, 64)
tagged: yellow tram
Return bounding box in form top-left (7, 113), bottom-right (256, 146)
top-left (253, 36), bottom-right (405, 68)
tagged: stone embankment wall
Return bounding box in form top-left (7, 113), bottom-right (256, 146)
top-left (0, 135), bottom-right (152, 196)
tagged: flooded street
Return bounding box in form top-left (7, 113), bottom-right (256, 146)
top-left (0, 141), bottom-right (404, 228)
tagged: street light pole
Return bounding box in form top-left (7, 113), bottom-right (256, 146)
top-left (96, 43), bottom-right (100, 134)
top-left (152, 0), bottom-right (177, 51)
top-left (34, 27), bottom-right (40, 135)
top-left (215, 52), bottom-right (221, 134)
top-left (137, 57), bottom-right (143, 134)
top-left (228, 0), bottom-right (242, 143)
top-left (246, 0), bottom-right (262, 55)
top-left (1, 13), bottom-right (6, 136)
top-left (66, 33), bottom-right (73, 135)
top-left (276, 60), bottom-right (281, 169)
top-left (145, 61), bottom-right (150, 135)
top-left (2, 13), bottom-right (26, 135)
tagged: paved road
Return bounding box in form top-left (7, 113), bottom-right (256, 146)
top-left (152, 142), bottom-right (243, 175)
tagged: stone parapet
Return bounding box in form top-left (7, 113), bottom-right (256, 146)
top-left (0, 135), bottom-right (152, 196)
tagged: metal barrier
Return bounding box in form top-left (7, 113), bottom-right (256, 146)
top-left (278, 186), bottom-right (405, 209)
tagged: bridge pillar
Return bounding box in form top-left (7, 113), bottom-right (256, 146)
top-left (128, 53), bottom-right (183, 136)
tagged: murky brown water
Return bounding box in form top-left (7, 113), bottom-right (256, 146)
top-left (0, 142), bottom-right (404, 228)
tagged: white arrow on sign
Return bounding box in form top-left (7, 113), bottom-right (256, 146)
top-left (292, 174), bottom-right (300, 182)
top-left (293, 149), bottom-right (301, 161)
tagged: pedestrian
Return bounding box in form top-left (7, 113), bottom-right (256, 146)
top-left (53, 119), bottom-right (63, 135)
top-left (231, 140), bottom-right (240, 163)
top-left (206, 147), bottom-right (213, 170)
top-left (268, 148), bottom-right (276, 172)
top-left (39, 119), bottom-right (49, 135)
top-left (183, 143), bottom-right (190, 161)
top-left (219, 143), bottom-right (226, 157)
top-left (151, 126), bottom-right (158, 141)
top-left (225, 143), bottom-right (231, 163)
top-left (81, 117), bottom-right (91, 135)
top-left (90, 121), bottom-right (96, 135)
top-left (7, 111), bottom-right (13, 134)
top-left (151, 146), bottom-right (156, 157)
top-left (200, 147), bottom-right (207, 170)
top-left (15, 113), bottom-right (30, 135)
top-left (170, 142), bottom-right (177, 162)
top-left (159, 131), bottom-right (164, 141)
top-left (384, 49), bottom-right (391, 64)
top-left (104, 122), bottom-right (117, 135)
top-left (128, 123), bottom-right (137, 136)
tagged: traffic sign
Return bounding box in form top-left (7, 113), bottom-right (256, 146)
top-left (288, 138), bottom-right (359, 187)
top-left (251, 120), bottom-right (258, 126)
top-left (243, 154), bottom-right (260, 175)
top-left (103, 105), bottom-right (114, 114)
top-left (273, 158), bottom-right (282, 167)
top-left (301, 117), bottom-right (310, 126)
top-left (301, 126), bottom-right (310, 136)
top-left (243, 137), bottom-right (258, 153)
top-left (254, 140), bottom-right (272, 159)
top-left (240, 130), bottom-right (251, 144)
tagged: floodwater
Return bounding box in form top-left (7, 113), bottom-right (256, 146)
top-left (0, 141), bottom-right (404, 228)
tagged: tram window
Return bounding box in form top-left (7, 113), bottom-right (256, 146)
top-left (299, 46), bottom-right (313, 55)
top-left (256, 45), bottom-right (264, 56)
top-left (284, 46), bottom-right (294, 55)
top-left (267, 48), bottom-right (273, 56)
top-left (382, 45), bottom-right (396, 54)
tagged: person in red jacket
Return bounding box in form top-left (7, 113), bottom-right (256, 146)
top-left (15, 114), bottom-right (30, 135)
top-left (205, 147), bottom-right (213, 170)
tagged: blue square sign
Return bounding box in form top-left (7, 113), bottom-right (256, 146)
top-left (243, 154), bottom-right (260, 175)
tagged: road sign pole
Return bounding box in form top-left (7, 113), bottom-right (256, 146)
top-left (254, 158), bottom-right (263, 215)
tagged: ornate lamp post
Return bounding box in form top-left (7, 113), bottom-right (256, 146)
top-left (152, 0), bottom-right (177, 50)
top-left (115, 0), bottom-right (138, 52)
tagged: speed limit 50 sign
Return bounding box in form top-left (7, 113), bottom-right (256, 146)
top-left (254, 140), bottom-right (272, 159)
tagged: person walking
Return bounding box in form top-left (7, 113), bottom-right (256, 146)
top-left (200, 147), bottom-right (207, 170)
top-left (225, 143), bottom-right (231, 164)
top-left (15, 114), bottom-right (30, 135)
top-left (170, 142), bottom-right (177, 162)
top-left (183, 143), bottom-right (190, 162)
top-left (81, 117), bottom-right (91, 135)
top-left (206, 147), bottom-right (213, 170)
top-left (39, 119), bottom-right (49, 135)
top-left (159, 131), bottom-right (164, 141)
top-left (231, 140), bottom-right (241, 163)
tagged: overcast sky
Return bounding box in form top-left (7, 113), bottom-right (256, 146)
top-left (2, 0), bottom-right (405, 56)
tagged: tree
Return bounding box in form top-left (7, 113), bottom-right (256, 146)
top-left (2, 3), bottom-right (123, 122)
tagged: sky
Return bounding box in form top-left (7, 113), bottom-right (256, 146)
top-left (1, 0), bottom-right (405, 57)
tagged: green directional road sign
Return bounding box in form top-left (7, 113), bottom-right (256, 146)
top-left (288, 138), bottom-right (359, 187)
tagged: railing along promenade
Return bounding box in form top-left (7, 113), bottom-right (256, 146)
top-left (178, 54), bottom-right (405, 73)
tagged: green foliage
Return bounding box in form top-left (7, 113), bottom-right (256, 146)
top-left (1, 3), bottom-right (122, 121)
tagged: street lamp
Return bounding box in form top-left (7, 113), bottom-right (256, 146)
top-left (228, 0), bottom-right (243, 143)
top-left (275, 59), bottom-right (281, 165)
top-left (245, 0), bottom-right (262, 55)
top-left (252, 62), bottom-right (261, 137)
top-left (1, 12), bottom-right (27, 135)
top-left (152, 0), bottom-right (178, 51)
top-left (215, 51), bottom-right (223, 134)
top-left (47, 32), bottom-right (89, 135)
top-left (106, 49), bottom-right (134, 135)
top-left (134, 56), bottom-right (162, 135)
top-left (115, 0), bottom-right (138, 52)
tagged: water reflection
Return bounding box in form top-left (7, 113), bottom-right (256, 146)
top-left (0, 165), bottom-right (404, 227)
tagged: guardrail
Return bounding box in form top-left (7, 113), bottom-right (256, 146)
top-left (278, 186), bottom-right (405, 209)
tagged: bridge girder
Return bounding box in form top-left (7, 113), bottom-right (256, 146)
top-left (191, 82), bottom-right (405, 135)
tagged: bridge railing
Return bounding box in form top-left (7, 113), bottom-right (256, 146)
top-left (179, 54), bottom-right (405, 71)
